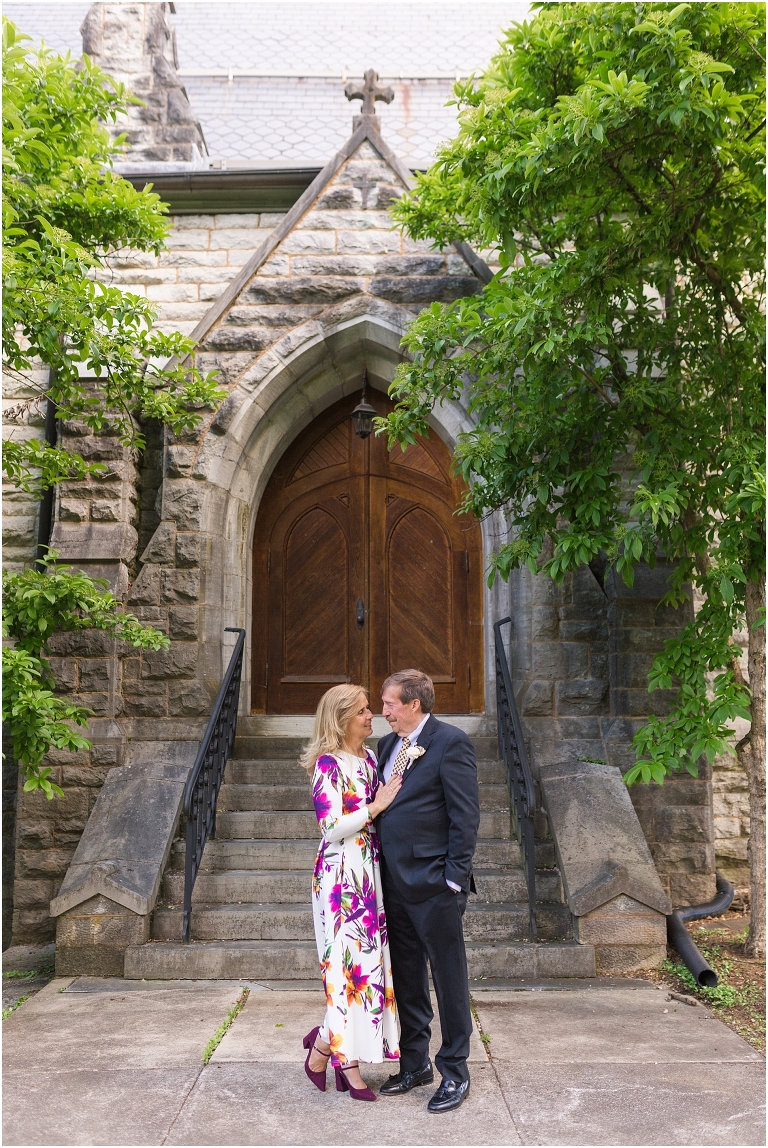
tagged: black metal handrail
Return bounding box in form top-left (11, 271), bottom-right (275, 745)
top-left (182, 627), bottom-right (246, 943)
top-left (494, 617), bottom-right (537, 940)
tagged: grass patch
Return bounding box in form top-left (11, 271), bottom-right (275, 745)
top-left (3, 995), bottom-right (30, 1019)
top-left (3, 965), bottom-right (55, 981)
top-left (470, 999), bottom-right (493, 1058)
top-left (202, 987), bottom-right (250, 1065)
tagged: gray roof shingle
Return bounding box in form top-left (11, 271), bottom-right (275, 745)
top-left (4, 2), bottom-right (529, 168)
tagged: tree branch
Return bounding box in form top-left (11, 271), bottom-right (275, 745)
top-left (564, 357), bottom-right (619, 408)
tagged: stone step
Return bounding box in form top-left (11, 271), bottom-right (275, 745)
top-left (168, 837), bottom-right (552, 873)
top-left (214, 810), bottom-right (511, 840)
top-left (216, 783), bottom-right (510, 814)
top-left (233, 737), bottom-right (310, 760)
top-left (224, 759), bottom-right (507, 786)
top-left (170, 839), bottom-right (320, 871)
top-left (150, 901), bottom-right (562, 944)
top-left (232, 734), bottom-right (501, 763)
top-left (124, 939), bottom-right (595, 981)
top-left (161, 866), bottom-right (563, 906)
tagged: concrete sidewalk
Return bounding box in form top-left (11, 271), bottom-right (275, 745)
top-left (3, 976), bottom-right (764, 1146)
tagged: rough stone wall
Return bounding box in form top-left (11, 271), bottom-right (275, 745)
top-left (99, 212), bottom-right (286, 337)
top-left (511, 563), bottom-right (611, 772)
top-left (713, 750), bottom-right (750, 896)
top-left (605, 565), bottom-right (715, 908)
top-left (712, 622), bottom-right (751, 900)
top-left (508, 559), bottom-right (717, 910)
top-left (1, 362), bottom-right (48, 571)
top-left (80, 2), bottom-right (206, 167)
top-left (12, 739), bottom-right (124, 944)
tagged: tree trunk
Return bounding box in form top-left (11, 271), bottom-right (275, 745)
top-left (744, 577), bottom-right (765, 959)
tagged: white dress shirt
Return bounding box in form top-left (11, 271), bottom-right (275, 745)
top-left (381, 713), bottom-right (461, 893)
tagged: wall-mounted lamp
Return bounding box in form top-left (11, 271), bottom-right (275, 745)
top-left (350, 370), bottom-right (377, 438)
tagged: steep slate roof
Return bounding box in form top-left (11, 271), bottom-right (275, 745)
top-left (6, 1), bottom-right (529, 169)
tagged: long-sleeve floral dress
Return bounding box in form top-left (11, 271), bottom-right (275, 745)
top-left (311, 749), bottom-right (399, 1066)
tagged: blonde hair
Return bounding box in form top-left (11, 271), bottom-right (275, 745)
top-left (299, 684), bottom-right (368, 775)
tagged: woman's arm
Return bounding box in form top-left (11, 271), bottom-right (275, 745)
top-left (312, 755), bottom-right (402, 842)
top-left (312, 755), bottom-right (371, 844)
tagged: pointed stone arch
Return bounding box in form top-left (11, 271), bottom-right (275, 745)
top-left (179, 311), bottom-right (504, 710)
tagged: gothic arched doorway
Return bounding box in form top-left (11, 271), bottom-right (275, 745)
top-left (251, 391), bottom-right (484, 713)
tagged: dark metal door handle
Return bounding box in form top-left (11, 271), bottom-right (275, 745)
top-left (356, 598), bottom-right (365, 628)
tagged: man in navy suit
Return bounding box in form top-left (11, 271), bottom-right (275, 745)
top-left (375, 669), bottom-right (480, 1113)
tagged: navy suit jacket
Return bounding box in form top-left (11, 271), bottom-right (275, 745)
top-left (375, 715), bottom-right (480, 903)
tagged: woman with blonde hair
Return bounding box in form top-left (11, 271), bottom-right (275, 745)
top-left (301, 684), bottom-right (402, 1101)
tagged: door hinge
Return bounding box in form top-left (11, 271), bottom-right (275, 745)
top-left (264, 662), bottom-right (269, 688)
top-left (267, 549), bottom-right (271, 574)
top-left (465, 550), bottom-right (469, 573)
top-left (467, 662), bottom-right (471, 689)
top-left (356, 598), bottom-right (365, 629)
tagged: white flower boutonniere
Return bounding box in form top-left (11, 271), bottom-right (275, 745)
top-left (404, 745), bottom-right (427, 770)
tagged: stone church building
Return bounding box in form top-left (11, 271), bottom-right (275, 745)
top-left (4, 3), bottom-right (745, 977)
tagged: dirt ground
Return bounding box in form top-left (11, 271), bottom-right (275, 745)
top-left (2, 943), bottom-right (55, 1016)
top-left (633, 912), bottom-right (766, 1053)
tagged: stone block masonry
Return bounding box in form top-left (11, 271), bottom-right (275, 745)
top-left (508, 556), bottom-right (717, 915)
top-left (713, 749), bottom-right (751, 895)
top-left (11, 741), bottom-right (122, 945)
top-left (99, 213), bottom-right (286, 338)
top-left (1, 363), bottom-right (48, 571)
top-left (55, 895), bottom-right (149, 977)
top-left (606, 564), bottom-right (716, 909)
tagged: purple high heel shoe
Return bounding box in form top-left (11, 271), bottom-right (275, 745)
top-left (303, 1026), bottom-right (328, 1092)
top-left (335, 1064), bottom-right (377, 1101)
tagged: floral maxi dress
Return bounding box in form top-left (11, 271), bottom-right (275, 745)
top-left (311, 750), bottom-right (399, 1066)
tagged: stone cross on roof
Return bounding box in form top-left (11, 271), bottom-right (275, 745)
top-left (345, 68), bottom-right (394, 129)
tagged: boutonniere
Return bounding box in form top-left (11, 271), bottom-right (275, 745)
top-left (405, 745), bottom-right (426, 769)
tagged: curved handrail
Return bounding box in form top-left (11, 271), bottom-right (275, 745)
top-left (494, 617), bottom-right (537, 939)
top-left (182, 627), bottom-right (246, 943)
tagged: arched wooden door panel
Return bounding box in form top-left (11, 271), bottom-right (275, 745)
top-left (283, 506), bottom-right (349, 679)
top-left (387, 507), bottom-right (453, 678)
top-left (252, 391), bottom-right (483, 713)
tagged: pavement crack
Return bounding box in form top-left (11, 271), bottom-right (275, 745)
top-left (160, 1065), bottom-right (204, 1146)
top-left (202, 985), bottom-right (250, 1064)
top-left (471, 991), bottom-right (526, 1145)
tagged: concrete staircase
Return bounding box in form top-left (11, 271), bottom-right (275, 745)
top-left (124, 725), bottom-right (595, 980)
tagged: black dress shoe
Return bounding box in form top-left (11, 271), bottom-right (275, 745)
top-left (380, 1061), bottom-right (434, 1095)
top-left (427, 1078), bottom-right (470, 1112)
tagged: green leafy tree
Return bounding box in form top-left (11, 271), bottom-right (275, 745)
top-left (382, 2), bottom-right (765, 955)
top-left (3, 553), bottom-right (170, 797)
top-left (2, 18), bottom-right (223, 489)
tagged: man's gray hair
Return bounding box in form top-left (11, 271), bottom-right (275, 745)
top-left (382, 669), bottom-right (435, 713)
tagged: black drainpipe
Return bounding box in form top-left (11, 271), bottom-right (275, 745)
top-left (35, 393), bottom-right (57, 570)
top-left (666, 870), bottom-right (735, 988)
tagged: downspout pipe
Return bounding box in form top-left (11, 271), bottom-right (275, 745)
top-left (34, 391), bottom-right (57, 570)
top-left (666, 870), bottom-right (735, 988)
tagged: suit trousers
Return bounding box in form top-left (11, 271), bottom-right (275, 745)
top-left (382, 862), bottom-right (473, 1084)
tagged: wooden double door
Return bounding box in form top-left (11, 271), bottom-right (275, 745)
top-left (251, 391), bottom-right (484, 713)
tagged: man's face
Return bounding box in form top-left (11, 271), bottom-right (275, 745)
top-left (381, 686), bottom-right (423, 737)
